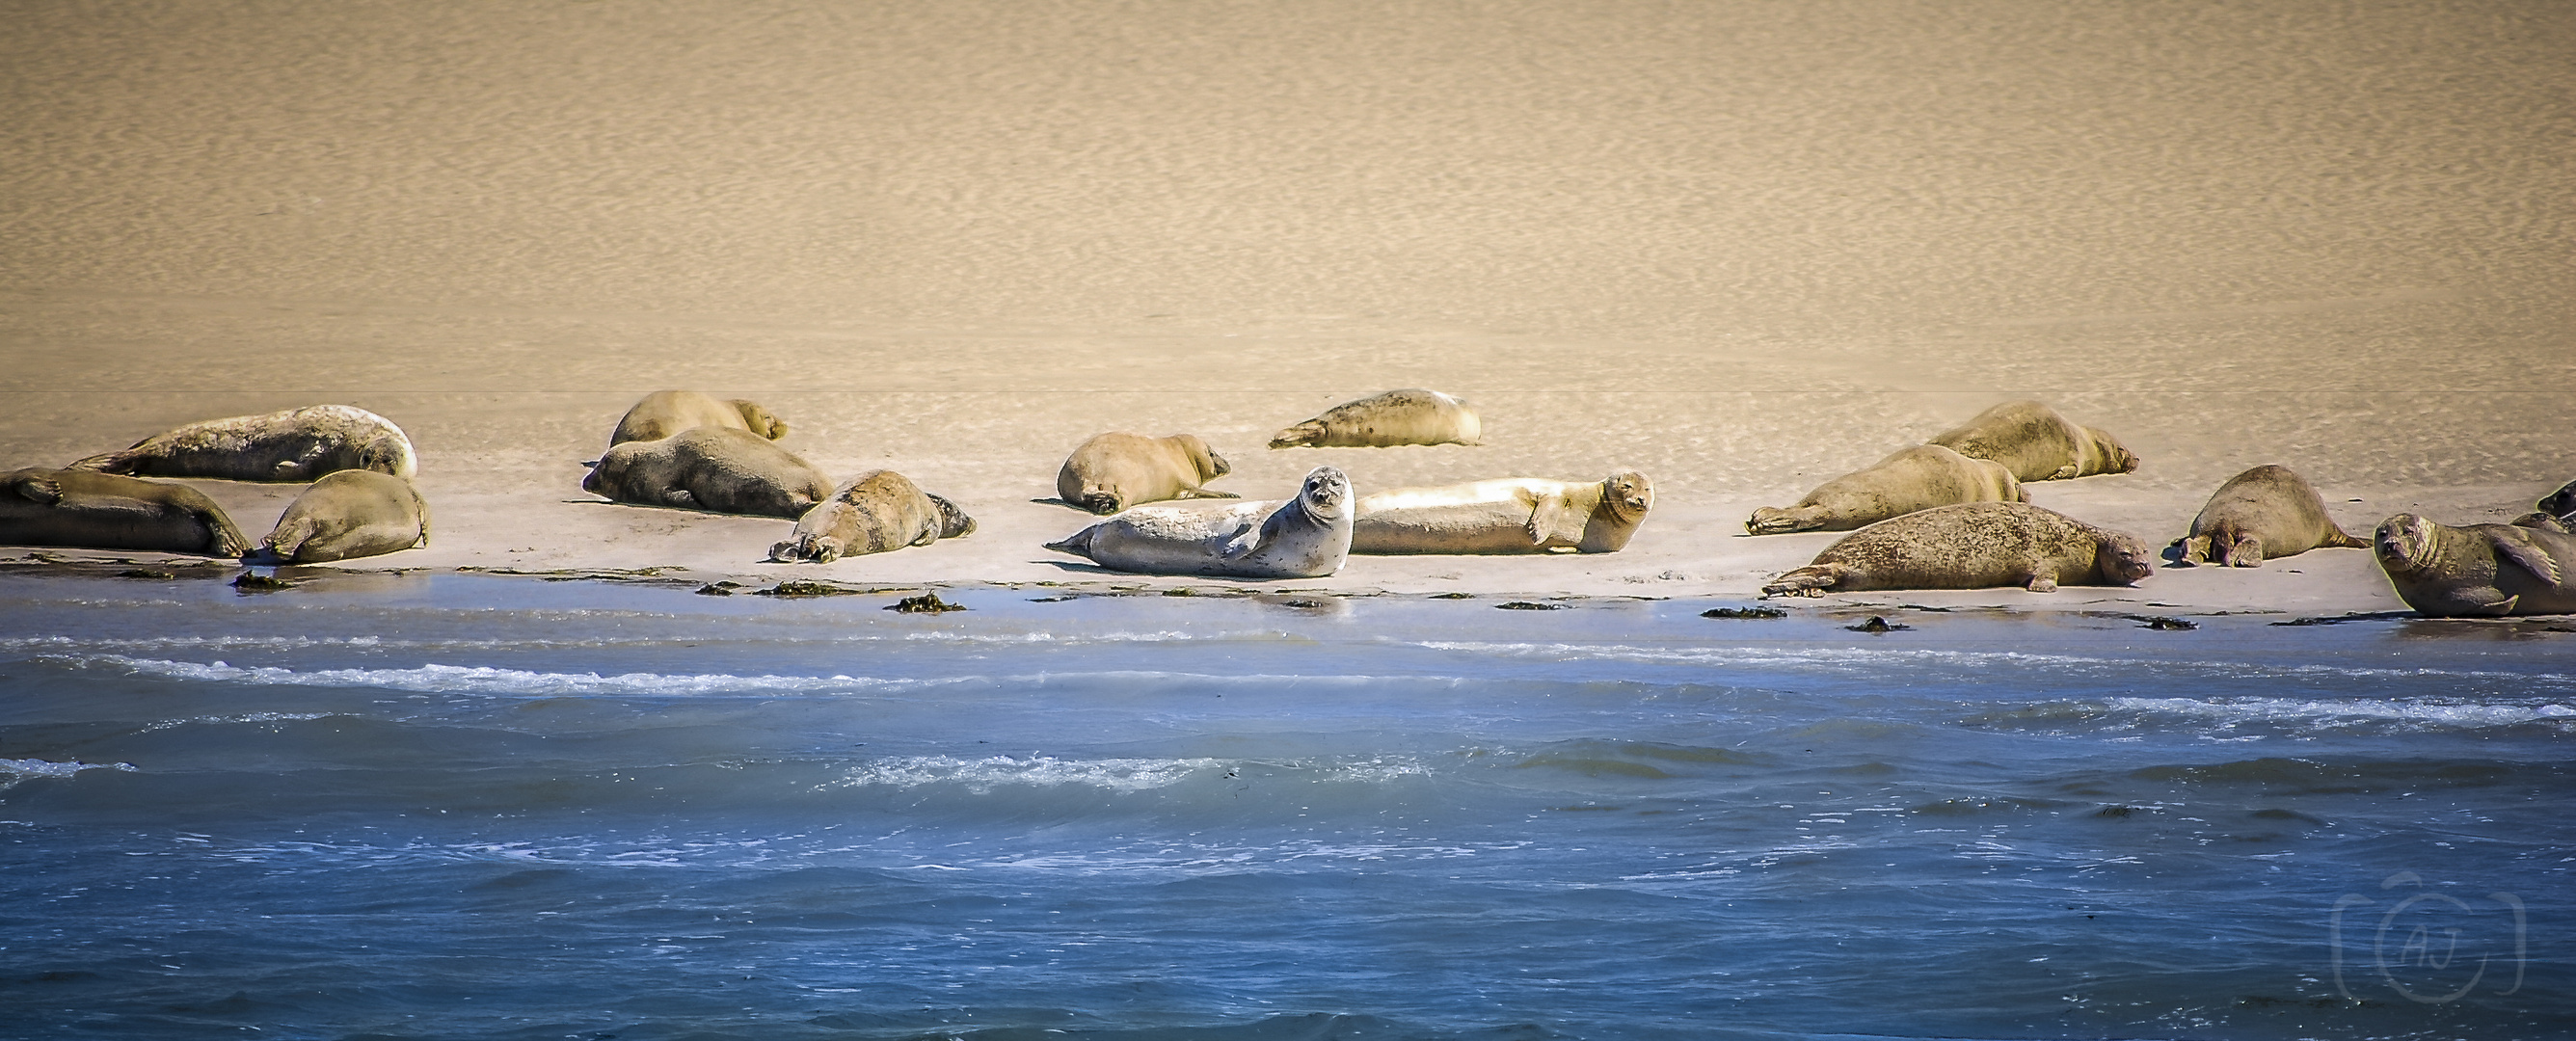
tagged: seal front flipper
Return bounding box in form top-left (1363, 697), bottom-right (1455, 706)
top-left (1525, 492), bottom-right (1587, 547)
top-left (1171, 488), bottom-right (1242, 501)
top-left (7, 473), bottom-right (64, 504)
top-left (2488, 528), bottom-right (2563, 585)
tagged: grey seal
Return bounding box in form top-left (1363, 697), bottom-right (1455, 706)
top-left (254, 469), bottom-right (430, 564)
top-left (580, 426), bottom-right (833, 519)
top-left (1926, 400), bottom-right (2137, 482)
top-left (2171, 465), bottom-right (2367, 567)
top-left (1, 467), bottom-right (250, 556)
top-left (1269, 389), bottom-right (1482, 449)
top-left (1352, 471), bottom-right (1651, 554)
top-left (1056, 432), bottom-right (1237, 515)
top-left (1044, 466), bottom-right (1354, 578)
top-left (70, 405), bottom-right (416, 482)
top-left (768, 470), bottom-right (975, 563)
top-left (609, 390), bottom-right (791, 447)
top-left (1761, 501), bottom-right (2155, 596)
top-left (1746, 445), bottom-right (2025, 535)
top-left (2374, 514), bottom-right (2576, 617)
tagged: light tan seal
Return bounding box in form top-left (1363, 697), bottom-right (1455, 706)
top-left (70, 405), bottom-right (416, 482)
top-left (768, 470), bottom-right (975, 563)
top-left (254, 470), bottom-right (430, 564)
top-left (1, 467), bottom-right (249, 556)
top-left (1269, 389), bottom-right (1482, 449)
top-left (1045, 467), bottom-right (1354, 578)
top-left (580, 426), bottom-right (833, 519)
top-left (1746, 445), bottom-right (2024, 535)
top-left (1056, 432), bottom-right (1237, 515)
top-left (1352, 471), bottom-right (1652, 554)
top-left (1761, 501), bottom-right (2154, 596)
top-left (2374, 514), bottom-right (2576, 617)
top-left (1925, 400), bottom-right (2137, 482)
top-left (608, 390), bottom-right (791, 446)
top-left (2171, 465), bottom-right (2367, 567)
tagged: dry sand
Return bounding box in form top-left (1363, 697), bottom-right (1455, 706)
top-left (4, 1), bottom-right (2569, 616)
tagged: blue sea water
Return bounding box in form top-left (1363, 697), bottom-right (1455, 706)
top-left (0, 570), bottom-right (2567, 1040)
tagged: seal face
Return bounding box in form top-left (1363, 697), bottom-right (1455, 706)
top-left (255, 469), bottom-right (430, 564)
top-left (768, 469), bottom-right (975, 563)
top-left (2373, 513), bottom-right (2576, 617)
top-left (1747, 445), bottom-right (2024, 535)
top-left (2170, 464), bottom-right (2367, 567)
top-left (1925, 400), bottom-right (2136, 482)
top-left (581, 426), bottom-right (833, 519)
top-left (609, 390), bottom-right (791, 447)
top-left (1056, 432), bottom-right (1237, 515)
top-left (1269, 389), bottom-right (1482, 449)
top-left (0, 467), bottom-right (249, 556)
top-left (1352, 470), bottom-right (1653, 554)
top-left (1044, 466), bottom-right (1354, 578)
top-left (69, 405), bottom-right (416, 482)
top-left (1760, 501), bottom-right (2153, 597)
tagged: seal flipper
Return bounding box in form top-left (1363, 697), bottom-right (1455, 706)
top-left (2508, 512), bottom-right (2568, 534)
top-left (2488, 528), bottom-right (2563, 586)
top-left (1171, 488), bottom-right (1242, 501)
top-left (1043, 526), bottom-right (1098, 560)
top-left (1525, 492), bottom-right (1590, 547)
top-left (7, 473), bottom-right (64, 504)
top-left (1758, 564), bottom-right (1845, 598)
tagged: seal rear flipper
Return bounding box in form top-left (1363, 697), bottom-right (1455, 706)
top-left (1758, 564), bottom-right (1843, 598)
top-left (926, 494), bottom-right (976, 538)
top-left (1746, 506), bottom-right (1819, 535)
top-left (2507, 512), bottom-right (2567, 534)
top-left (2025, 570), bottom-right (2060, 593)
top-left (2175, 534), bottom-right (2212, 566)
top-left (2488, 529), bottom-right (2563, 586)
top-left (2222, 536), bottom-right (2264, 568)
top-left (65, 450), bottom-right (134, 474)
top-left (1268, 421), bottom-right (1325, 449)
top-left (1042, 527), bottom-right (1097, 559)
top-left (7, 474), bottom-right (64, 504)
top-left (1171, 488), bottom-right (1241, 501)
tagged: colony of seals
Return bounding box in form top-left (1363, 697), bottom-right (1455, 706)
top-left (1926, 400), bottom-right (2136, 483)
top-left (0, 467), bottom-right (249, 556)
top-left (1269, 389), bottom-right (1482, 449)
top-left (609, 390), bottom-right (790, 446)
top-left (1746, 445), bottom-right (2023, 534)
top-left (580, 427), bottom-right (833, 519)
top-left (768, 470), bottom-right (975, 563)
top-left (1352, 471), bottom-right (1652, 554)
top-left (253, 470), bottom-right (430, 564)
top-left (1762, 501), bottom-right (2155, 596)
top-left (1056, 432), bottom-right (1236, 515)
top-left (2171, 465), bottom-right (2366, 567)
top-left (69, 405), bottom-right (416, 482)
top-left (2373, 514), bottom-right (2576, 617)
top-left (1045, 467), bottom-right (1354, 578)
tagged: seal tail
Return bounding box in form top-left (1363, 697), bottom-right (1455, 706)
top-left (1758, 564), bottom-right (1844, 598)
top-left (1043, 526), bottom-right (1098, 560)
top-left (2321, 527), bottom-right (2371, 549)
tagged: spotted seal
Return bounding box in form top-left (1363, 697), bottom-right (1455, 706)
top-left (768, 470), bottom-right (975, 563)
top-left (608, 390), bottom-right (791, 446)
top-left (1269, 389), bottom-right (1481, 449)
top-left (2170, 465), bottom-right (2367, 567)
top-left (2373, 514), bottom-right (2576, 617)
top-left (1761, 501), bottom-right (2154, 596)
top-left (1925, 400), bottom-right (2137, 482)
top-left (69, 405), bottom-right (416, 482)
top-left (1, 467), bottom-right (249, 556)
top-left (1746, 445), bottom-right (2024, 535)
top-left (1352, 471), bottom-right (1651, 554)
top-left (580, 426), bottom-right (832, 519)
top-left (1056, 432), bottom-right (1237, 515)
top-left (1044, 467), bottom-right (1354, 578)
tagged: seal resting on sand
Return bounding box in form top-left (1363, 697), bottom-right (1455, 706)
top-left (1045, 467), bottom-right (1354, 578)
top-left (253, 469), bottom-right (430, 564)
top-left (1056, 432), bottom-right (1237, 515)
top-left (1269, 389), bottom-right (1481, 449)
top-left (2512, 479), bottom-right (2576, 533)
top-left (608, 390), bottom-right (790, 446)
top-left (1761, 501), bottom-right (2154, 596)
top-left (768, 470), bottom-right (974, 563)
top-left (1, 467), bottom-right (249, 556)
top-left (2171, 465), bottom-right (2367, 567)
top-left (70, 405), bottom-right (416, 482)
top-left (1925, 400), bottom-right (2137, 482)
top-left (1352, 471), bottom-right (1652, 554)
top-left (580, 426), bottom-right (832, 519)
top-left (2374, 514), bottom-right (2576, 617)
top-left (1746, 445), bottom-right (2024, 534)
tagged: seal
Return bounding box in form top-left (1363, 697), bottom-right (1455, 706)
top-left (0, 467), bottom-right (249, 556)
top-left (2375, 513), bottom-right (2576, 617)
top-left (767, 469), bottom-right (975, 563)
top-left (1925, 400), bottom-right (2137, 482)
top-left (2521, 478), bottom-right (2576, 532)
top-left (253, 469), bottom-right (431, 564)
top-left (69, 405), bottom-right (416, 482)
top-left (1269, 389), bottom-right (1482, 449)
top-left (580, 426), bottom-right (833, 519)
top-left (1044, 466), bottom-right (1354, 578)
top-left (609, 390), bottom-right (791, 446)
top-left (1746, 445), bottom-right (2024, 535)
top-left (2170, 465), bottom-right (2367, 567)
top-left (1056, 432), bottom-right (1237, 515)
top-left (1351, 471), bottom-right (1652, 554)
top-left (1760, 501), bottom-right (2154, 596)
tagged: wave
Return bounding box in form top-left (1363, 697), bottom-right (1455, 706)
top-left (822, 754), bottom-right (1433, 794)
top-left (0, 758), bottom-right (137, 787)
top-left (1408, 640), bottom-right (2576, 685)
top-left (41, 654), bottom-right (1446, 698)
top-left (1973, 695), bottom-right (2576, 733)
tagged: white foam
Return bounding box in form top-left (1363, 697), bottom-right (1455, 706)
top-left (2100, 696), bottom-right (2576, 730)
top-left (823, 754), bottom-right (1431, 793)
top-left (84, 655), bottom-right (929, 697)
top-left (1408, 640), bottom-right (2576, 685)
top-left (0, 758), bottom-right (137, 781)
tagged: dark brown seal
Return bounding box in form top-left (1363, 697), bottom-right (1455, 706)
top-left (1, 467), bottom-right (249, 556)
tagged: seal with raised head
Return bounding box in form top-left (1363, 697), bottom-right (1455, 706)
top-left (1044, 467), bottom-right (1354, 578)
top-left (1352, 470), bottom-right (1652, 554)
top-left (580, 426), bottom-right (833, 519)
top-left (609, 390), bottom-right (791, 446)
top-left (254, 469), bottom-right (430, 564)
top-left (1925, 400), bottom-right (2137, 482)
top-left (69, 405), bottom-right (416, 482)
top-left (1, 467), bottom-right (249, 556)
top-left (1746, 445), bottom-right (2024, 535)
top-left (2170, 464), bottom-right (2367, 567)
top-left (1269, 389), bottom-right (1481, 449)
top-left (2374, 514), bottom-right (2576, 617)
top-left (1760, 501), bottom-right (2155, 596)
top-left (768, 470), bottom-right (975, 563)
top-left (1056, 432), bottom-right (1237, 515)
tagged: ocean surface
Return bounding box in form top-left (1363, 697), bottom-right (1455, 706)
top-left (0, 569), bottom-right (2566, 1040)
